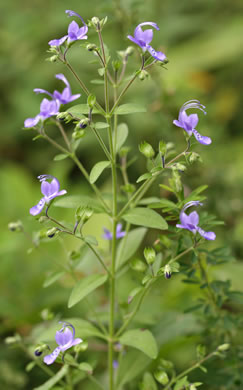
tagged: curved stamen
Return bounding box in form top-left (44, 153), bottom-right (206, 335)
top-left (65, 10), bottom-right (86, 26)
top-left (58, 321), bottom-right (75, 340)
top-left (180, 100), bottom-right (206, 116)
top-left (37, 174), bottom-right (55, 182)
top-left (181, 201), bottom-right (203, 214)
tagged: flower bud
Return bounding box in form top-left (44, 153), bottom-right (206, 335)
top-left (8, 220), bottom-right (23, 232)
top-left (119, 146), bottom-right (130, 158)
top-left (41, 308), bottom-right (54, 321)
top-left (87, 94), bottom-right (96, 109)
top-left (144, 247), bottom-right (156, 265)
top-left (164, 264), bottom-right (171, 279)
top-left (217, 343), bottom-right (230, 352)
top-left (139, 141), bottom-right (155, 159)
top-left (86, 43), bottom-right (97, 52)
top-left (46, 227), bottom-right (58, 238)
top-left (76, 206), bottom-right (94, 223)
top-left (112, 60), bottom-right (121, 71)
top-left (159, 140), bottom-right (167, 157)
top-left (75, 341), bottom-right (88, 352)
top-left (120, 184), bottom-right (136, 193)
top-left (5, 334), bottom-right (21, 345)
top-left (47, 55), bottom-right (58, 63)
top-left (188, 152), bottom-right (203, 164)
top-left (139, 70), bottom-right (149, 81)
top-left (79, 118), bottom-right (89, 129)
top-left (34, 343), bottom-right (49, 357)
top-left (91, 16), bottom-right (100, 30)
top-left (125, 46), bottom-right (134, 56)
top-left (72, 129), bottom-right (86, 140)
top-left (154, 370), bottom-right (169, 385)
top-left (130, 258), bottom-right (147, 272)
top-left (38, 216), bottom-right (49, 224)
top-left (56, 112), bottom-right (73, 123)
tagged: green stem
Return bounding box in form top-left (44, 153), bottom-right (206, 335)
top-left (115, 278), bottom-right (155, 337)
top-left (71, 154), bottom-right (111, 214)
top-left (54, 119), bottom-right (71, 151)
top-left (90, 125), bottom-right (112, 161)
top-left (84, 239), bottom-right (112, 277)
top-left (65, 61), bottom-right (106, 116)
top-left (164, 351), bottom-right (216, 390)
top-left (168, 246), bottom-right (194, 265)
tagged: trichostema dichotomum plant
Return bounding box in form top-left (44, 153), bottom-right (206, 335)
top-left (9, 8), bottom-right (240, 390)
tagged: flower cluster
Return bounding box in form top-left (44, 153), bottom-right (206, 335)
top-left (176, 201), bottom-right (216, 240)
top-left (128, 22), bottom-right (166, 62)
top-left (30, 175), bottom-right (67, 216)
top-left (24, 73), bottom-right (80, 128)
top-left (43, 322), bottom-right (82, 365)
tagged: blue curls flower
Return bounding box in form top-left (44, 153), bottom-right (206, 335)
top-left (127, 22), bottom-right (166, 62)
top-left (176, 201), bottom-right (216, 240)
top-left (173, 100), bottom-right (212, 145)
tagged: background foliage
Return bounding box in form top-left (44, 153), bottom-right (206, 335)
top-left (1, 0), bottom-right (243, 388)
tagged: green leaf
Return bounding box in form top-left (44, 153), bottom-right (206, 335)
top-left (128, 286), bottom-right (143, 304)
top-left (89, 161), bottom-right (110, 184)
top-left (53, 153), bottom-right (69, 161)
top-left (90, 79), bottom-right (104, 85)
top-left (116, 123), bottom-right (129, 151)
top-left (141, 372), bottom-right (158, 390)
top-left (78, 362), bottom-right (93, 374)
top-left (114, 103), bottom-right (146, 115)
top-left (43, 271), bottom-right (65, 288)
top-left (83, 235), bottom-right (98, 246)
top-left (148, 199), bottom-right (178, 209)
top-left (33, 365), bottom-right (68, 390)
top-left (116, 350), bottom-right (150, 388)
top-left (68, 274), bottom-right (108, 308)
top-left (54, 195), bottom-right (105, 213)
top-left (119, 329), bottom-right (158, 359)
top-left (68, 104), bottom-right (101, 118)
top-left (116, 227), bottom-right (147, 270)
top-left (174, 376), bottom-right (189, 390)
top-left (94, 122), bottom-right (110, 129)
top-left (136, 173), bottom-right (152, 183)
top-left (122, 208), bottom-right (168, 230)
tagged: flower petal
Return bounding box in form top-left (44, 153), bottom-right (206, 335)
top-left (65, 10), bottom-right (86, 25)
top-left (49, 36), bottom-right (68, 47)
top-left (187, 113), bottom-right (198, 129)
top-left (50, 177), bottom-right (60, 194)
top-left (68, 20), bottom-right (79, 35)
top-left (147, 45), bottom-right (166, 61)
top-left (197, 227), bottom-right (216, 240)
top-left (24, 115), bottom-right (40, 128)
top-left (72, 338), bottom-right (83, 346)
top-left (103, 228), bottom-right (112, 240)
top-left (29, 198), bottom-right (45, 216)
top-left (43, 347), bottom-right (61, 365)
top-left (134, 26), bottom-right (153, 45)
top-left (188, 211), bottom-right (199, 226)
top-left (41, 181), bottom-right (52, 197)
top-left (56, 327), bottom-right (73, 348)
top-left (192, 130), bottom-right (212, 145)
top-left (173, 119), bottom-right (183, 128)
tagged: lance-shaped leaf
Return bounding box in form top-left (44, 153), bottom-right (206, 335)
top-left (116, 123), bottom-right (129, 151)
top-left (54, 195), bottom-right (105, 213)
top-left (116, 227), bottom-right (147, 270)
top-left (89, 161), bottom-right (110, 184)
top-left (119, 328), bottom-right (158, 359)
top-left (68, 274), bottom-right (108, 308)
top-left (122, 208), bottom-right (168, 230)
top-left (116, 350), bottom-right (150, 388)
top-left (33, 365), bottom-right (68, 390)
top-left (114, 103), bottom-right (146, 115)
top-left (67, 104), bottom-right (101, 117)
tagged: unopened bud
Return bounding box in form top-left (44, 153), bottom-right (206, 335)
top-left (76, 206), bottom-right (93, 223)
top-left (112, 60), bottom-right (121, 71)
top-left (119, 146), bottom-right (130, 158)
top-left (5, 334), bottom-right (21, 345)
top-left (75, 341), bottom-right (88, 352)
top-left (91, 16), bottom-right (100, 29)
top-left (154, 370), bottom-right (169, 385)
top-left (139, 141), bottom-right (155, 159)
top-left (130, 258), bottom-right (147, 272)
top-left (144, 247), bottom-right (156, 265)
top-left (86, 43), bottom-right (97, 52)
top-left (72, 129), bottom-right (86, 140)
top-left (87, 94), bottom-right (96, 109)
top-left (159, 141), bottom-right (167, 157)
top-left (164, 264), bottom-right (171, 279)
top-left (38, 216), bottom-right (49, 224)
top-left (56, 112), bottom-right (72, 123)
top-left (217, 343), bottom-right (230, 352)
top-left (120, 184), bottom-right (136, 194)
top-left (48, 55), bottom-right (58, 63)
top-left (46, 227), bottom-right (58, 238)
top-left (79, 118), bottom-right (89, 129)
top-left (8, 220), bottom-right (23, 232)
top-left (125, 46), bottom-right (134, 56)
top-left (139, 70), bottom-right (149, 81)
top-left (34, 343), bottom-right (49, 357)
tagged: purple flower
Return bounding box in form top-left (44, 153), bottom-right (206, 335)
top-left (49, 10), bottom-right (88, 47)
top-left (30, 175), bottom-right (67, 216)
top-left (173, 100), bottom-right (212, 145)
top-left (127, 22), bottom-right (166, 62)
top-left (43, 322), bottom-right (82, 365)
top-left (113, 360), bottom-right (119, 369)
top-left (176, 201), bottom-right (216, 240)
top-left (103, 224), bottom-right (126, 240)
top-left (34, 74), bottom-right (81, 105)
top-left (24, 98), bottom-right (60, 128)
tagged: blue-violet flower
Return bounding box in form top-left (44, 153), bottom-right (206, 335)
top-left (103, 224), bottom-right (126, 240)
top-left (49, 10), bottom-right (88, 47)
top-left (173, 100), bottom-right (212, 145)
top-left (24, 98), bottom-right (60, 128)
top-left (127, 22), bottom-right (166, 62)
top-left (43, 322), bottom-right (82, 365)
top-left (176, 201), bottom-right (216, 240)
top-left (30, 175), bottom-right (67, 216)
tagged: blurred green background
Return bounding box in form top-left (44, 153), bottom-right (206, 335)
top-left (1, 0), bottom-right (243, 388)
